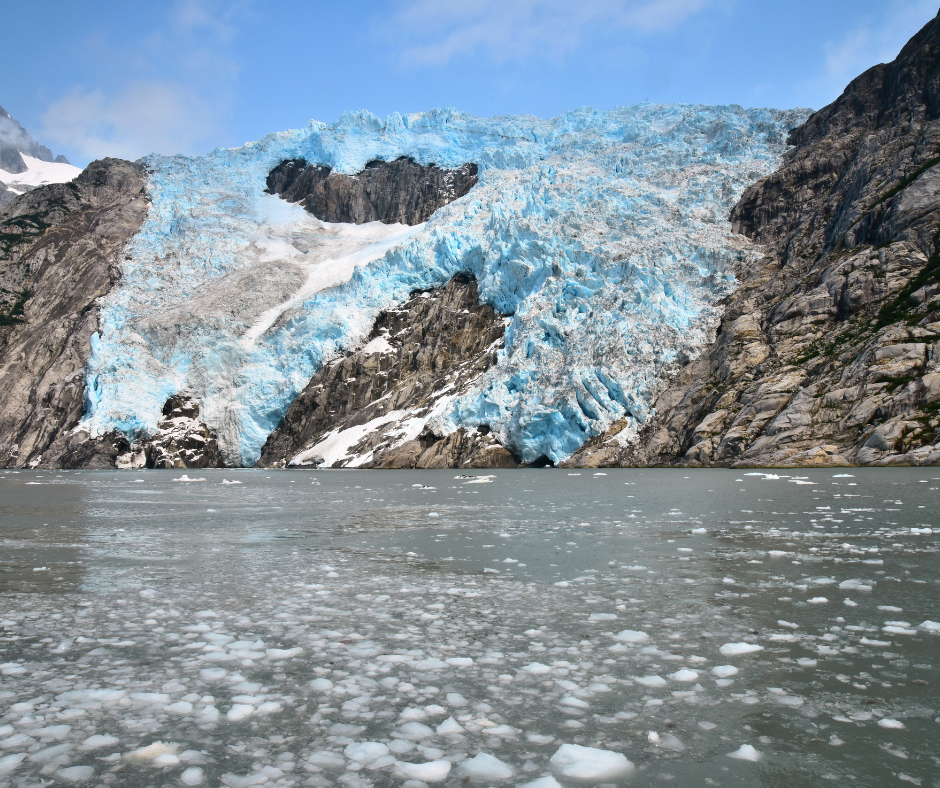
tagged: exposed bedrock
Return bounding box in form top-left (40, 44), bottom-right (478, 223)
top-left (566, 11), bottom-right (940, 468)
top-left (0, 159), bottom-right (149, 469)
top-left (266, 156), bottom-right (478, 225)
top-left (112, 395), bottom-right (225, 470)
top-left (257, 273), bottom-right (518, 469)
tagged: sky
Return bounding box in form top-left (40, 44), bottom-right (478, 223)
top-left (3, 0), bottom-right (937, 167)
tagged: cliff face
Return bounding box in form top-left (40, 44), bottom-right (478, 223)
top-left (266, 156), bottom-right (478, 225)
top-left (566, 11), bottom-right (940, 468)
top-left (257, 274), bottom-right (518, 469)
top-left (0, 159), bottom-right (149, 468)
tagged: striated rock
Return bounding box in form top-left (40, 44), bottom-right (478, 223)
top-left (257, 273), bottom-right (518, 469)
top-left (566, 11), bottom-right (940, 468)
top-left (266, 156), bottom-right (478, 225)
top-left (0, 159), bottom-right (149, 468)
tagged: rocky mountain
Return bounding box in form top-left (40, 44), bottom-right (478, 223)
top-left (3, 10), bottom-right (940, 470)
top-left (0, 104), bottom-right (77, 207)
top-left (565, 8), bottom-right (940, 468)
top-left (266, 156), bottom-right (478, 225)
top-left (258, 273), bottom-right (517, 469)
top-left (0, 159), bottom-right (148, 468)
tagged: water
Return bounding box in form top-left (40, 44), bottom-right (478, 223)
top-left (1, 468), bottom-right (938, 787)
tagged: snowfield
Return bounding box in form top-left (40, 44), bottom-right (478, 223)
top-left (80, 104), bottom-right (807, 465)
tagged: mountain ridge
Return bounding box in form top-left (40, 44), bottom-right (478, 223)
top-left (3, 11), bottom-right (940, 469)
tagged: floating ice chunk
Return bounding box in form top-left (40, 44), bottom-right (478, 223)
top-left (883, 626), bottom-right (917, 636)
top-left (691, 528), bottom-right (707, 534)
top-left (612, 629), bottom-right (649, 643)
top-left (395, 722), bottom-right (436, 740)
top-left (697, 721), bottom-right (717, 731)
top-left (397, 759), bottom-right (452, 782)
top-left (445, 657), bottom-right (473, 666)
top-left (181, 766), bottom-right (205, 785)
top-left (36, 724), bottom-right (71, 740)
top-left (669, 669), bottom-right (699, 682)
top-left (919, 620), bottom-right (940, 632)
top-left (796, 658), bottom-right (817, 667)
top-left (808, 597), bottom-right (828, 604)
top-left (588, 613), bottom-right (617, 621)
top-left (550, 744), bottom-right (633, 782)
top-left (126, 742), bottom-right (177, 761)
top-left (437, 717), bottom-right (465, 735)
top-left (711, 665), bottom-right (739, 678)
top-left (226, 704), bottom-right (254, 722)
top-left (719, 643), bottom-right (763, 656)
top-left (428, 512), bottom-right (440, 517)
top-left (197, 705), bottom-right (219, 722)
top-left (727, 744), bottom-right (762, 761)
top-left (1, 733), bottom-right (35, 749)
top-left (860, 638), bottom-right (892, 647)
top-left (0, 753), bottom-right (26, 775)
top-left (265, 647), bottom-right (302, 659)
top-left (839, 579), bottom-right (873, 591)
top-left (173, 475), bottom-right (206, 482)
top-left (844, 599), bottom-right (857, 607)
top-left (560, 696), bottom-right (590, 709)
top-left (415, 657), bottom-right (448, 670)
top-left (308, 751), bottom-right (346, 769)
top-left (878, 719), bottom-right (905, 729)
top-left (517, 776), bottom-right (563, 788)
top-left (166, 701), bottom-right (193, 714)
top-left (345, 742), bottom-right (389, 764)
top-left (79, 734), bottom-right (119, 751)
top-left (636, 675), bottom-right (667, 687)
top-left (154, 752), bottom-right (181, 766)
top-left (309, 678), bottom-right (334, 690)
top-left (400, 707), bottom-right (428, 721)
top-left (459, 752), bottom-right (514, 783)
top-left (55, 766), bottom-right (94, 783)
top-left (221, 479), bottom-right (242, 485)
top-left (878, 606), bottom-right (903, 612)
top-left (446, 692), bottom-right (469, 705)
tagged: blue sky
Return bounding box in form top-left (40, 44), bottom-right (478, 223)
top-left (3, 0), bottom-right (937, 166)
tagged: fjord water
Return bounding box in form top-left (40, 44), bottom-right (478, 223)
top-left (0, 469), bottom-right (937, 787)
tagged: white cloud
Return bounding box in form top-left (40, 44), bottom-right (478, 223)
top-left (393, 0), bottom-right (710, 65)
top-left (40, 80), bottom-right (220, 162)
top-left (808, 0), bottom-right (937, 107)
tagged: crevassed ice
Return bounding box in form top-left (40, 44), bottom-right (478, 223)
top-left (81, 104), bottom-right (807, 465)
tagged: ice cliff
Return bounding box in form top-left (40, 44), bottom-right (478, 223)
top-left (80, 104), bottom-right (808, 466)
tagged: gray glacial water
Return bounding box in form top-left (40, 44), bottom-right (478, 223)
top-left (0, 468), bottom-right (938, 788)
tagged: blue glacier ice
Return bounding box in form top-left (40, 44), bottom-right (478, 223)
top-left (81, 104), bottom-right (808, 465)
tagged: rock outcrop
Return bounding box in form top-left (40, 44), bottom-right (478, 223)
top-left (0, 158), bottom-right (149, 468)
top-left (257, 274), bottom-right (518, 469)
top-left (114, 395), bottom-right (225, 470)
top-left (566, 10), bottom-right (940, 468)
top-left (266, 156), bottom-right (478, 225)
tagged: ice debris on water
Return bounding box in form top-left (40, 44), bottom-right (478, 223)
top-left (549, 744), bottom-right (634, 781)
top-left (78, 104), bottom-right (806, 465)
top-left (727, 744), bottom-right (762, 762)
top-left (719, 642), bottom-right (763, 656)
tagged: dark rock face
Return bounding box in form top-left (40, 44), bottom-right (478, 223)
top-left (132, 395), bottom-right (225, 470)
top-left (0, 158), bottom-right (149, 468)
top-left (266, 156), bottom-right (478, 225)
top-left (565, 11), bottom-right (940, 468)
top-left (257, 274), bottom-right (517, 469)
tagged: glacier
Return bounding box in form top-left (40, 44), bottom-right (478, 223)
top-left (80, 104), bottom-right (808, 466)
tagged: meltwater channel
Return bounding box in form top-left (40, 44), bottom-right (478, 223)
top-left (1, 468), bottom-right (938, 787)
